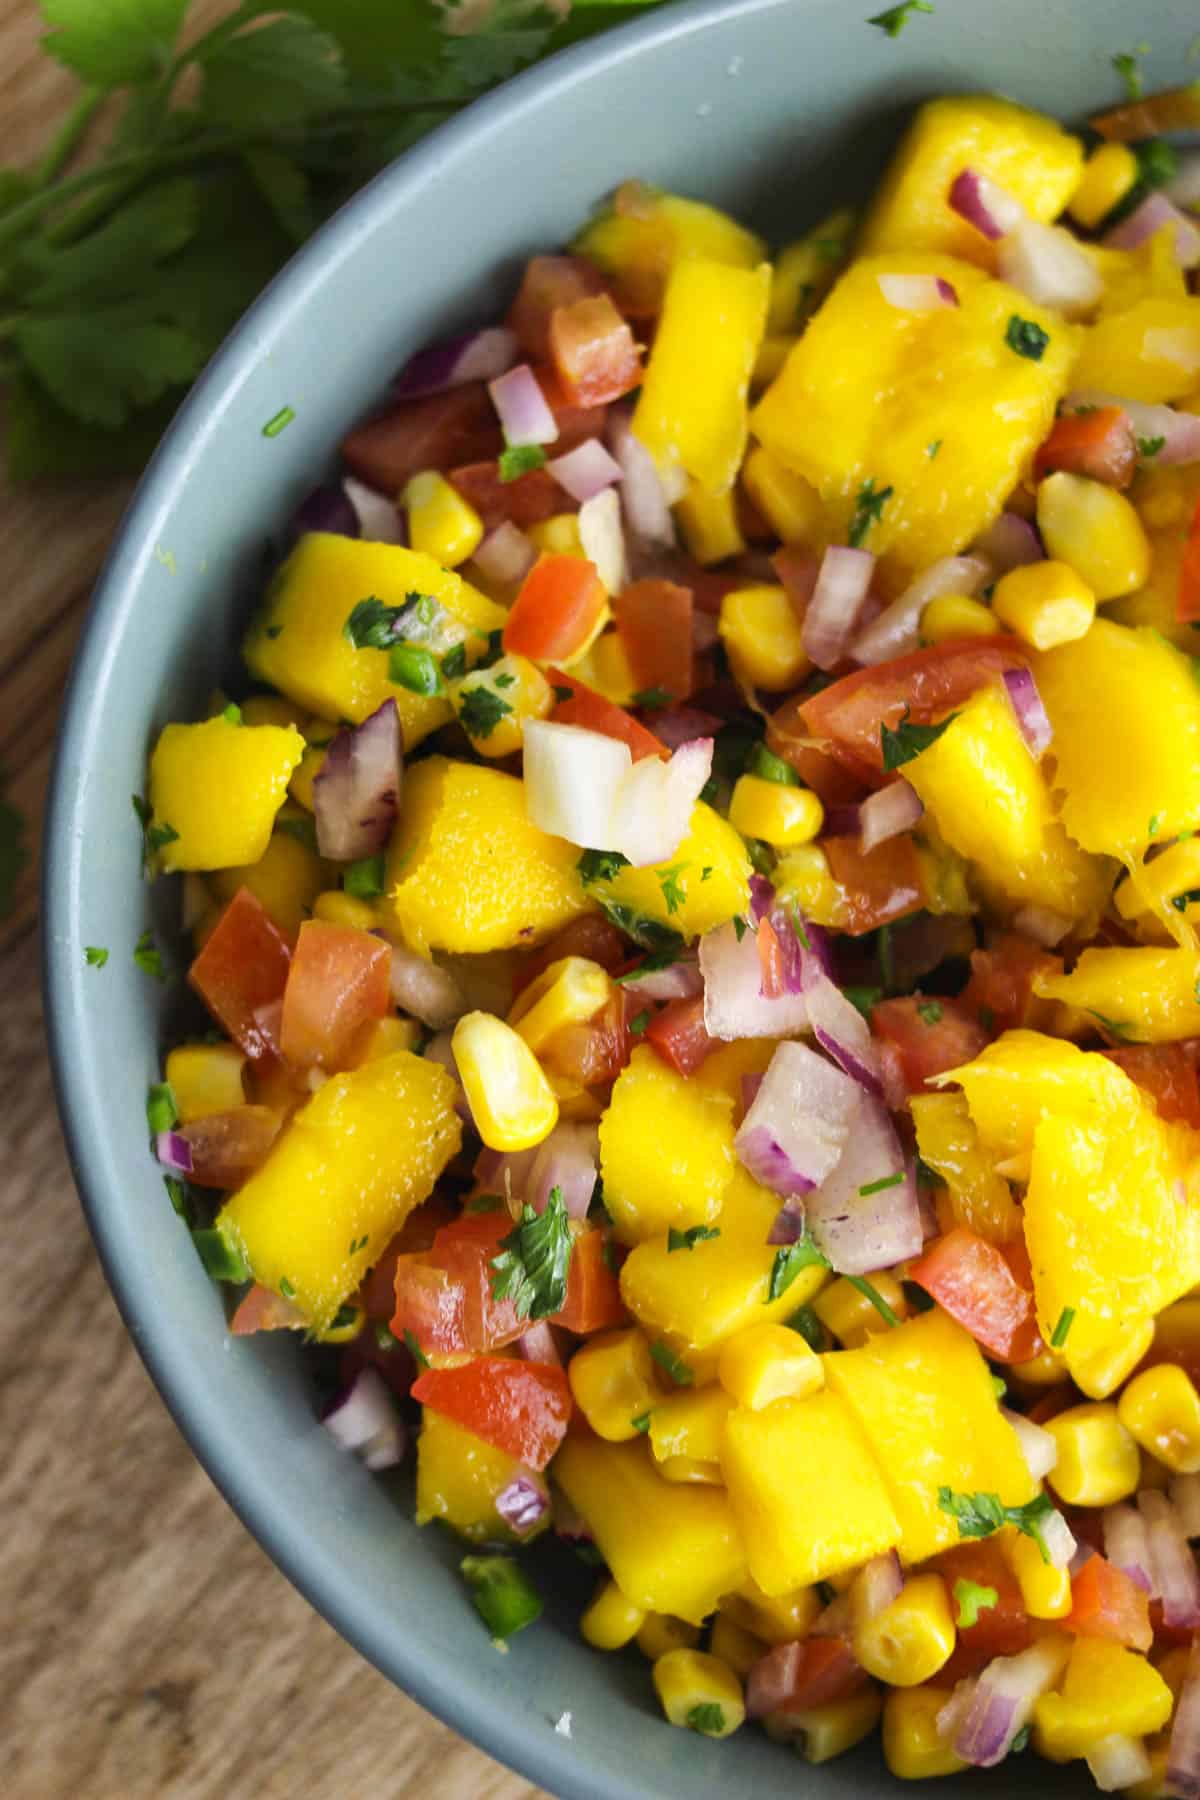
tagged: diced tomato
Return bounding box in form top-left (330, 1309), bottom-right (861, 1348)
top-left (230, 1283), bottom-right (308, 1336)
top-left (428, 1210), bottom-right (526, 1352)
top-left (278, 920), bottom-right (391, 1069)
top-left (189, 887), bottom-right (292, 1062)
top-left (798, 640), bottom-right (1031, 785)
top-left (533, 364), bottom-right (609, 452)
top-left (503, 554), bottom-right (608, 663)
top-left (541, 988), bottom-right (631, 1091)
top-left (447, 460), bottom-right (568, 534)
top-left (391, 1257), bottom-right (469, 1355)
top-left (757, 916), bottom-right (786, 999)
top-left (411, 1355), bottom-right (573, 1470)
top-left (766, 723), bottom-right (865, 806)
top-left (548, 293), bottom-right (642, 407)
top-left (549, 669), bottom-right (667, 761)
top-left (1181, 496), bottom-right (1200, 623)
top-left (645, 995), bottom-right (716, 1077)
top-left (870, 995), bottom-right (988, 1094)
top-left (508, 255), bottom-right (609, 362)
top-left (1034, 406), bottom-right (1136, 488)
top-left (551, 1227), bottom-right (627, 1334)
top-left (822, 835), bottom-right (926, 935)
top-left (177, 1105), bottom-right (282, 1190)
top-left (512, 915), bottom-right (630, 998)
top-left (961, 932), bottom-right (1064, 1035)
top-left (936, 1541), bottom-right (1032, 1681)
top-left (1067, 1553), bottom-right (1153, 1653)
top-left (747, 1637), bottom-right (866, 1719)
top-left (910, 1227), bottom-right (1041, 1362)
top-left (611, 578), bottom-right (694, 702)
top-left (1104, 1043), bottom-right (1200, 1128)
top-left (360, 1199), bottom-right (460, 1318)
top-left (341, 383), bottom-right (502, 492)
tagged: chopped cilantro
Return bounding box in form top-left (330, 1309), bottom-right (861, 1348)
top-left (330, 1302), bottom-right (360, 1331)
top-left (629, 1008), bottom-right (651, 1036)
top-left (1172, 887), bottom-right (1200, 913)
top-left (747, 838), bottom-right (775, 879)
top-left (1136, 139), bottom-right (1179, 191)
top-left (845, 1274), bottom-right (900, 1326)
top-left (1149, 813), bottom-right (1163, 836)
top-left (859, 1172), bottom-right (904, 1197)
top-left (494, 672), bottom-right (516, 689)
top-left (632, 686), bottom-right (673, 710)
top-left (631, 1411), bottom-right (652, 1434)
top-left (275, 813), bottom-right (318, 851)
top-left (84, 945), bottom-right (109, 967)
top-left (490, 1186), bottom-right (573, 1321)
top-left (577, 848), bottom-right (631, 885)
top-left (848, 476), bottom-right (893, 548)
top-left (262, 405), bottom-right (295, 438)
top-left (1012, 1725), bottom-right (1032, 1755)
top-left (1050, 1306), bottom-right (1076, 1349)
top-left (441, 643), bottom-right (467, 681)
top-left (467, 1193), bottom-right (505, 1214)
top-left (614, 948), bottom-right (679, 983)
top-left (667, 1225), bottom-right (720, 1252)
top-left (457, 683), bottom-right (513, 740)
top-left (344, 853), bottom-right (386, 899)
top-left (192, 1230), bottom-right (251, 1285)
top-left (938, 1486), bottom-right (1057, 1563)
top-left (880, 707), bottom-right (957, 771)
top-left (786, 1305), bottom-right (825, 1351)
top-left (649, 1340), bottom-right (694, 1386)
top-left (498, 444), bottom-right (547, 482)
top-left (844, 984), bottom-right (883, 1021)
top-left (732, 915), bottom-right (750, 943)
top-left (389, 643), bottom-right (442, 696)
top-left (927, 438), bottom-right (943, 459)
top-left (1085, 1008), bottom-right (1136, 1042)
top-left (1112, 45), bottom-right (1147, 101)
top-left (700, 866), bottom-right (713, 882)
top-left (133, 928), bottom-right (167, 981)
top-left (1005, 316), bottom-right (1050, 362)
top-left (164, 1174), bottom-right (190, 1223)
top-left (953, 1578), bottom-right (999, 1629)
top-left (878, 922), bottom-right (896, 993)
top-left (1138, 435), bottom-right (1167, 461)
top-left (552, 684), bottom-right (573, 703)
top-left (403, 1328), bottom-right (430, 1370)
top-left (221, 702), bottom-right (242, 725)
top-left (915, 1156), bottom-right (942, 1189)
top-left (279, 1276), bottom-right (296, 1298)
top-left (769, 1232), bottom-right (831, 1302)
top-left (686, 1704), bottom-right (726, 1736)
top-left (917, 999), bottom-right (944, 1025)
top-left (146, 1081), bottom-right (178, 1136)
top-left (867, 0), bottom-right (934, 35)
top-left (658, 864), bottom-right (687, 915)
top-left (344, 597), bottom-right (406, 649)
top-left (991, 1373), bottom-right (1007, 1399)
top-left (593, 897), bottom-right (685, 955)
top-left (749, 744), bottom-right (800, 787)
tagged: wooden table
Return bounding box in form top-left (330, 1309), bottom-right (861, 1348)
top-left (1, 5), bottom-right (546, 1793)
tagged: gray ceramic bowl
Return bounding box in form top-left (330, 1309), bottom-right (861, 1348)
top-left (45, 0), bottom-right (1195, 1792)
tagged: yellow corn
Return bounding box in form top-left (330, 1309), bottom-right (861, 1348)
top-left (1036, 472), bottom-right (1151, 601)
top-left (673, 478), bottom-right (746, 566)
top-left (853, 1574), bottom-right (956, 1688)
top-left (402, 469), bottom-right (484, 568)
top-left (567, 1328), bottom-right (659, 1442)
top-left (1116, 840), bottom-right (1200, 923)
top-left (652, 1647), bottom-right (745, 1738)
top-left (992, 559), bottom-right (1097, 650)
top-left (741, 446), bottom-right (823, 543)
top-left (508, 956), bottom-right (613, 1057)
top-left (288, 742), bottom-right (326, 811)
top-left (572, 629), bottom-right (636, 705)
top-left (638, 1614), bottom-right (701, 1662)
top-left (450, 1010), bottom-right (559, 1151)
top-left (764, 1687), bottom-right (883, 1762)
top-left (1045, 1402), bottom-right (1142, 1507)
top-left (882, 1685), bottom-right (970, 1780)
top-left (527, 513), bottom-right (585, 557)
top-left (752, 333), bottom-right (798, 392)
top-left (920, 593), bottom-right (1003, 644)
top-left (1069, 143), bottom-right (1140, 231)
top-left (658, 1455), bottom-right (724, 1484)
top-left (165, 1042), bottom-right (247, 1123)
top-left (1009, 1530), bottom-right (1073, 1620)
top-left (709, 1612), bottom-right (765, 1680)
top-left (313, 889), bottom-right (378, 932)
top-left (814, 1273), bottom-right (909, 1348)
top-left (1068, 1318), bottom-right (1156, 1401)
top-left (1010, 1347), bottom-right (1070, 1388)
top-left (451, 653), bottom-right (553, 758)
top-left (648, 1384), bottom-right (735, 1466)
top-left (718, 585), bottom-right (809, 691)
top-left (718, 1321), bottom-right (825, 1410)
top-left (240, 694), bottom-right (306, 729)
top-left (580, 1578), bottom-right (646, 1650)
top-left (722, 1578), bottom-right (822, 1645)
top-left (729, 775), bottom-right (824, 848)
top-left (346, 1015), bottom-right (422, 1066)
top-left (1119, 1366), bottom-right (1200, 1474)
top-left (774, 843), bottom-right (842, 928)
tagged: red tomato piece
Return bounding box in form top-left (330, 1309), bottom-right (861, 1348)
top-left (448, 459), bottom-right (569, 533)
top-left (613, 578), bottom-right (694, 701)
top-left (747, 1637), bottom-right (866, 1719)
top-left (508, 255), bottom-right (609, 363)
top-left (822, 835), bottom-right (927, 935)
top-left (549, 669), bottom-right (667, 761)
top-left (230, 1283), bottom-right (307, 1336)
top-left (1067, 1553), bottom-right (1153, 1653)
top-left (411, 1355), bottom-right (573, 1470)
top-left (936, 1541), bottom-right (1032, 1681)
top-left (910, 1227), bottom-right (1041, 1362)
top-left (550, 1228), bottom-right (627, 1334)
top-left (391, 1256), bottom-right (469, 1355)
top-left (1034, 406), bottom-right (1136, 487)
top-left (504, 554), bottom-right (608, 663)
top-left (278, 920), bottom-right (391, 1070)
top-left (189, 887), bottom-right (292, 1062)
top-left (1180, 494), bottom-right (1200, 624)
top-left (961, 932), bottom-right (1064, 1035)
top-left (870, 995), bottom-right (988, 1094)
top-left (1105, 1043), bottom-right (1200, 1128)
top-left (766, 718), bottom-right (865, 806)
top-left (645, 995), bottom-right (716, 1077)
top-left (360, 1199), bottom-right (460, 1318)
top-left (532, 364), bottom-right (610, 452)
top-left (542, 989), bottom-right (631, 1091)
top-left (548, 293), bottom-right (642, 407)
top-left (177, 1105), bottom-right (282, 1190)
top-left (341, 383), bottom-right (502, 492)
top-left (429, 1210), bottom-right (527, 1352)
top-left (512, 915), bottom-right (630, 998)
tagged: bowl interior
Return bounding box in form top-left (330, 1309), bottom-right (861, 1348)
top-left (46, 0), bottom-right (1193, 1794)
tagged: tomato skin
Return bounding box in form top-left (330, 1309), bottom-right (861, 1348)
top-left (508, 254), bottom-right (608, 362)
top-left (1067, 1553), bottom-right (1153, 1653)
top-left (747, 1637), bottom-right (866, 1719)
top-left (177, 1105), bottom-right (282, 1189)
top-left (548, 293), bottom-right (642, 407)
top-left (448, 460), bottom-right (568, 533)
top-left (360, 1199), bottom-right (460, 1318)
top-left (550, 1228), bottom-right (626, 1334)
top-left (910, 1227), bottom-right (1040, 1362)
top-left (390, 1257), bottom-right (469, 1354)
top-left (1179, 494), bottom-right (1200, 623)
top-left (428, 1211), bottom-right (527, 1352)
top-left (870, 995), bottom-right (988, 1094)
top-left (512, 914), bottom-right (630, 998)
top-left (549, 669), bottom-right (667, 761)
top-left (412, 1355), bottom-right (573, 1470)
top-left (936, 1541), bottom-right (1032, 1681)
top-left (822, 835), bottom-right (926, 935)
top-left (278, 920), bottom-right (391, 1069)
top-left (1104, 1043), bottom-right (1200, 1128)
top-left (532, 364), bottom-right (609, 451)
top-left (1034, 406), bottom-right (1135, 487)
top-left (342, 383), bottom-right (502, 492)
top-left (645, 995), bottom-right (717, 1077)
top-left (541, 989), bottom-right (631, 1091)
top-left (503, 554), bottom-right (608, 662)
top-left (961, 932), bottom-right (1064, 1035)
top-left (230, 1283), bottom-right (307, 1335)
top-left (189, 887), bottom-right (292, 1062)
top-left (613, 578), bottom-right (694, 701)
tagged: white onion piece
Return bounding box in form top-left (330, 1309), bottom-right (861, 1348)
top-left (877, 273), bottom-right (959, 311)
top-left (949, 168), bottom-right (1027, 241)
top-left (606, 405), bottom-right (675, 546)
top-left (1003, 1409), bottom-right (1058, 1483)
top-left (488, 362), bottom-right (559, 445)
top-left (1041, 1508), bottom-right (1078, 1571)
top-left (1086, 1734), bottom-right (1152, 1793)
top-left (495, 1473), bottom-right (549, 1536)
top-left (620, 957), bottom-right (703, 1002)
top-left (1002, 667), bottom-right (1053, 758)
top-left (997, 221), bottom-right (1103, 318)
top-left (939, 1636), bottom-right (1069, 1768)
top-left (322, 1368), bottom-right (405, 1471)
top-left (651, 705), bottom-right (723, 752)
top-left (547, 437), bottom-right (623, 504)
top-left (395, 325), bottom-right (518, 399)
top-left (802, 965), bottom-right (884, 1096)
top-left (970, 512), bottom-right (1042, 572)
top-left (473, 519), bottom-right (537, 586)
top-left (312, 698), bottom-right (402, 861)
top-left (1106, 192), bottom-right (1200, 268)
top-left (527, 1121), bottom-right (599, 1220)
top-left (517, 1323), bottom-right (562, 1366)
top-left (700, 919), bottom-right (810, 1041)
top-left (1168, 153), bottom-right (1200, 211)
top-left (1168, 1638), bottom-right (1200, 1799)
top-left (383, 941), bottom-right (466, 1030)
top-left (806, 1092), bottom-right (923, 1275)
top-left (804, 545), bottom-right (875, 671)
top-left (735, 1041), bottom-right (860, 1199)
top-left (425, 1029), bottom-right (471, 1123)
top-left (578, 486), bottom-right (627, 595)
top-left (608, 738), bottom-right (712, 868)
top-left (851, 555), bottom-right (990, 665)
top-left (1102, 1503), bottom-right (1156, 1595)
top-left (850, 1550), bottom-right (903, 1622)
top-left (1012, 905), bottom-right (1071, 949)
top-left (522, 720), bottom-right (631, 848)
top-left (1139, 1489), bottom-right (1200, 1627)
top-left (859, 781), bottom-right (923, 854)
top-left (1173, 1474), bottom-right (1200, 1540)
top-left (1067, 388), bottom-right (1200, 467)
top-left (343, 476), bottom-right (405, 543)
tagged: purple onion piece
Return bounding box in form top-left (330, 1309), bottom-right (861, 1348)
top-left (805, 1092), bottom-right (922, 1275)
top-left (767, 1199), bottom-right (808, 1245)
top-left (394, 326), bottom-right (518, 400)
top-left (312, 698), bottom-right (402, 862)
top-left (288, 482), bottom-right (359, 549)
top-left (748, 875), bottom-right (776, 923)
top-left (156, 1130), bottom-right (193, 1175)
top-left (735, 1041), bottom-right (860, 1199)
top-left (496, 1474), bottom-right (550, 1536)
top-left (1140, 1489), bottom-right (1200, 1628)
top-left (700, 916), bottom-right (809, 1041)
top-left (1002, 667), bottom-right (1053, 758)
top-left (322, 1367), bottom-right (405, 1471)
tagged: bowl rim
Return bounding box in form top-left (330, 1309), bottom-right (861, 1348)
top-left (42, 1), bottom-right (796, 1793)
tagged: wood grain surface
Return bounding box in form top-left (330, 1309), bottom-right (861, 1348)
top-left (0, 5), bottom-right (547, 1794)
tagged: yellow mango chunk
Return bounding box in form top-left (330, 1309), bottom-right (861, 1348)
top-left (1032, 1638), bottom-right (1172, 1763)
top-left (824, 1310), bottom-right (1035, 1565)
top-left (148, 716), bottom-right (303, 872)
top-left (553, 1435), bottom-right (745, 1623)
top-left (1033, 946), bottom-right (1200, 1044)
top-left (415, 1409), bottom-right (548, 1546)
top-left (903, 684), bottom-right (1106, 927)
top-left (208, 824), bottom-right (326, 940)
top-left (633, 257), bottom-right (771, 494)
top-left (243, 533), bottom-right (505, 743)
top-left (385, 757), bottom-right (590, 955)
top-left (939, 1029), bottom-right (1136, 1177)
top-left (592, 801), bottom-right (752, 946)
top-left (721, 1389), bottom-right (901, 1593)
top-left (573, 187), bottom-right (766, 317)
top-left (859, 96), bottom-right (1084, 267)
top-left (1073, 296), bottom-right (1200, 404)
top-left (600, 1047), bottom-right (735, 1244)
top-left (649, 1386), bottom-right (736, 1468)
top-left (165, 1042), bottom-right (246, 1122)
top-left (752, 255), bottom-right (1076, 576)
top-left (217, 1050), bottom-right (461, 1329)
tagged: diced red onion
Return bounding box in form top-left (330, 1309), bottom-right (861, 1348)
top-left (877, 273), bottom-right (959, 311)
top-left (396, 326), bottom-right (518, 399)
top-left (804, 545), bottom-right (875, 671)
top-left (850, 1550), bottom-right (904, 1622)
top-left (810, 1589), bottom-right (854, 1640)
top-left (949, 168), bottom-right (1027, 242)
top-left (1068, 388), bottom-right (1200, 467)
top-left (700, 919), bottom-right (809, 1041)
top-left (522, 719), bottom-right (632, 848)
top-left (312, 698), bottom-right (402, 861)
top-left (608, 737), bottom-right (712, 868)
top-left (156, 1130), bottom-right (193, 1175)
top-left (802, 965), bottom-right (884, 1097)
top-left (1003, 1409), bottom-right (1058, 1483)
top-left (748, 875), bottom-right (776, 924)
top-left (1172, 1473), bottom-right (1200, 1540)
top-left (1168, 1637), bottom-right (1200, 1800)
top-left (619, 958), bottom-right (703, 1002)
top-left (488, 362), bottom-right (559, 446)
top-left (322, 1367), bottom-right (405, 1471)
top-left (527, 1121), bottom-right (599, 1220)
top-left (1012, 905), bottom-right (1071, 949)
top-left (997, 221), bottom-right (1103, 318)
top-left (547, 437), bottom-right (623, 505)
top-left (475, 1142), bottom-right (537, 1202)
top-left (1086, 1734), bottom-right (1152, 1793)
top-left (381, 939), bottom-right (466, 1030)
top-left (606, 405), bottom-right (675, 546)
top-left (289, 482), bottom-right (360, 547)
top-left (735, 1040), bottom-right (860, 1199)
top-left (425, 1029), bottom-right (471, 1124)
top-left (806, 1091), bottom-right (923, 1275)
top-left (1041, 1507), bottom-right (1078, 1571)
top-left (859, 781), bottom-right (923, 854)
top-left (970, 512), bottom-right (1042, 572)
top-left (938, 1636), bottom-right (1069, 1768)
top-left (495, 1473), bottom-right (550, 1536)
top-left (1106, 192), bottom-right (1200, 268)
top-left (1139, 1489), bottom-right (1200, 1627)
top-left (747, 1638), bottom-right (863, 1721)
top-left (343, 476), bottom-right (405, 544)
top-left (651, 707), bottom-right (723, 752)
top-left (851, 555), bottom-right (990, 665)
top-left (578, 487), bottom-right (627, 594)
top-left (473, 520), bottom-right (537, 586)
top-left (767, 1200), bottom-right (808, 1246)
top-left (1102, 1502), bottom-right (1156, 1595)
top-left (1002, 667), bottom-right (1053, 759)
top-left (517, 1323), bottom-right (562, 1366)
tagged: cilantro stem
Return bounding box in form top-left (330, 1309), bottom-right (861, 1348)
top-left (32, 88), bottom-right (103, 191)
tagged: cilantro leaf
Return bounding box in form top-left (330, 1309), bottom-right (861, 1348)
top-left (658, 863), bottom-right (687, 915)
top-left (953, 1578), bottom-right (999, 1629)
top-left (1005, 316), bottom-right (1050, 362)
top-left (1138, 434), bottom-right (1167, 460)
top-left (490, 1186), bottom-right (573, 1321)
top-left (1112, 46), bottom-right (1147, 101)
top-left (577, 848), bottom-right (631, 885)
top-left (133, 928), bottom-right (167, 981)
top-left (649, 1340), bottom-right (694, 1386)
top-left (769, 1232), bottom-right (831, 1302)
top-left (667, 1225), bottom-right (720, 1252)
top-left (628, 1008), bottom-right (651, 1036)
top-left (1085, 1008), bottom-right (1137, 1043)
top-left (844, 984), bottom-right (882, 1021)
top-left (403, 1328), bottom-right (430, 1370)
top-left (880, 707), bottom-right (957, 771)
top-left (84, 945), bottom-right (109, 967)
top-left (592, 898), bottom-right (685, 955)
top-left (40, 0), bottom-right (187, 85)
top-left (632, 686), bottom-right (673, 710)
top-left (1050, 1305), bottom-right (1075, 1348)
top-left (845, 1274), bottom-right (901, 1326)
top-left (938, 1487), bottom-right (1057, 1563)
top-left (201, 16), bottom-right (348, 130)
top-left (14, 308), bottom-right (203, 431)
top-left (848, 476), bottom-right (892, 547)
top-left (457, 683), bottom-right (513, 739)
top-left (917, 1000), bottom-right (943, 1025)
top-left (868, 0), bottom-right (934, 35)
top-left (344, 596), bottom-right (408, 648)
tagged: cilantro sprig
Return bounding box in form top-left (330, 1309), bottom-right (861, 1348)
top-left (880, 707), bottom-right (957, 771)
top-left (490, 1186), bottom-right (573, 1322)
top-left (938, 1486), bottom-right (1057, 1563)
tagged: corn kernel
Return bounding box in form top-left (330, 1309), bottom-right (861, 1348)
top-left (729, 775), bottom-right (824, 848)
top-left (853, 1574), bottom-right (956, 1687)
top-left (648, 1385), bottom-right (735, 1466)
top-left (920, 593), bottom-right (1003, 644)
top-left (1045, 1402), bottom-right (1141, 1507)
top-left (774, 843), bottom-right (842, 929)
top-left (741, 446), bottom-right (823, 544)
top-left (882, 1685), bottom-right (969, 1780)
top-left (567, 1328), bottom-right (659, 1442)
top-left (165, 1042), bottom-right (247, 1123)
top-left (1009, 1529), bottom-right (1073, 1619)
top-left (313, 889), bottom-right (378, 932)
top-left (1036, 472), bottom-right (1151, 601)
top-left (1067, 1320), bottom-right (1156, 1400)
top-left (674, 480), bottom-right (746, 566)
top-left (1119, 1366), bottom-right (1200, 1475)
top-left (638, 1614), bottom-right (701, 1662)
top-left (1069, 143), bottom-right (1140, 231)
top-left (814, 1274), bottom-right (909, 1348)
top-left (764, 1687), bottom-right (883, 1762)
top-left (1009, 1347), bottom-right (1069, 1388)
top-left (1116, 840), bottom-right (1200, 923)
top-left (572, 630), bottom-right (636, 705)
top-left (721, 1578), bottom-right (822, 1645)
top-left (508, 956), bottom-right (613, 1057)
top-left (580, 1578), bottom-right (646, 1651)
top-left (718, 585), bottom-right (809, 691)
top-left (752, 334), bottom-right (798, 392)
top-left (709, 1613), bottom-right (765, 1679)
top-left (288, 742), bottom-right (326, 812)
top-left (652, 1647), bottom-right (745, 1738)
top-left (402, 469), bottom-right (484, 568)
top-left (451, 1010), bottom-right (558, 1151)
top-left (451, 653), bottom-right (553, 759)
top-left (527, 513), bottom-right (584, 557)
top-left (718, 1322), bottom-right (825, 1411)
top-left (240, 694), bottom-right (306, 730)
top-left (991, 559), bottom-right (1097, 650)
top-left (658, 1455), bottom-right (724, 1484)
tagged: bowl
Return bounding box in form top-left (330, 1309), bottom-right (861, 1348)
top-left (44, 0), bottom-right (1193, 1793)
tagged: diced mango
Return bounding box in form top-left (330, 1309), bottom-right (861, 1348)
top-left (165, 1042), bottom-right (246, 1123)
top-left (648, 1385), bottom-right (736, 1467)
top-left (415, 1408), bottom-right (549, 1545)
top-left (768, 209), bottom-right (856, 333)
top-left (741, 446), bottom-right (825, 544)
top-left (600, 1047), bottom-right (735, 1243)
top-left (593, 801), bottom-right (752, 945)
top-left (719, 586), bottom-right (810, 692)
top-left (573, 187), bottom-right (766, 317)
top-left (1033, 1639), bottom-right (1172, 1762)
top-left (1072, 296), bottom-right (1200, 404)
top-left (1032, 947), bottom-right (1200, 1044)
top-left (568, 1328), bottom-right (660, 1442)
top-left (910, 1089), bottom-right (1022, 1244)
top-left (941, 1029), bottom-right (1137, 1174)
top-left (207, 823), bottom-right (326, 940)
top-left (148, 716), bottom-right (304, 872)
top-left (718, 1321), bottom-right (825, 1410)
top-left (673, 479), bottom-right (746, 565)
